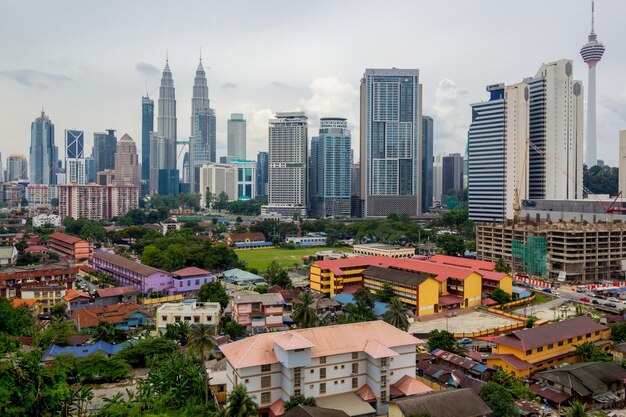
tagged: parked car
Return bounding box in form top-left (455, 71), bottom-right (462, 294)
top-left (459, 338), bottom-right (473, 345)
top-left (580, 297), bottom-right (590, 303)
top-left (542, 288), bottom-right (553, 293)
top-left (605, 302), bottom-right (617, 308)
top-left (608, 297), bottom-right (619, 303)
top-left (592, 300), bottom-right (600, 305)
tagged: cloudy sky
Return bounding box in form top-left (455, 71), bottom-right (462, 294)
top-left (1, 0), bottom-right (625, 167)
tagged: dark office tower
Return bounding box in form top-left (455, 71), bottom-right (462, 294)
top-left (421, 116), bottom-right (433, 212)
top-left (29, 110), bottom-right (57, 184)
top-left (351, 163), bottom-right (362, 217)
top-left (256, 151), bottom-right (268, 199)
top-left (141, 95), bottom-right (154, 194)
top-left (441, 153), bottom-right (464, 206)
top-left (93, 129), bottom-right (117, 173)
top-left (158, 169), bottom-right (179, 196)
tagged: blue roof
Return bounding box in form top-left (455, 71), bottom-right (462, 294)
top-left (332, 293), bottom-right (389, 316)
top-left (472, 364), bottom-right (489, 373)
top-left (234, 241), bottom-right (273, 248)
top-left (43, 341), bottom-right (127, 359)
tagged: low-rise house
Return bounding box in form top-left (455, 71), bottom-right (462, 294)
top-left (220, 321), bottom-right (429, 415)
top-left (48, 232), bottom-right (91, 261)
top-left (24, 245), bottom-right (48, 256)
top-left (431, 349), bottom-right (494, 381)
top-left (72, 303), bottom-right (149, 330)
top-left (20, 285), bottom-right (67, 314)
top-left (171, 267), bottom-right (215, 292)
top-left (353, 243), bottom-right (415, 259)
top-left (94, 286), bottom-right (137, 306)
top-left (486, 316), bottom-right (610, 377)
top-left (157, 299), bottom-right (221, 333)
top-left (388, 389), bottom-right (493, 417)
top-left (222, 268), bottom-right (267, 289)
top-left (230, 290), bottom-right (285, 331)
top-left (225, 232), bottom-right (268, 247)
top-left (332, 293), bottom-right (389, 317)
top-left (0, 246), bottom-right (18, 266)
top-left (612, 342), bottom-right (626, 363)
top-left (160, 217), bottom-right (180, 234)
top-left (62, 288), bottom-right (93, 312)
top-left (283, 405), bottom-right (350, 417)
top-left (0, 263), bottom-right (78, 298)
top-left (42, 340), bottom-right (127, 363)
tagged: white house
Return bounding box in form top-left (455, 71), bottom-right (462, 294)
top-left (220, 321), bottom-right (430, 416)
top-left (32, 213), bottom-right (61, 228)
top-left (156, 299), bottom-right (221, 333)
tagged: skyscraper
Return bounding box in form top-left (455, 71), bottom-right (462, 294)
top-left (421, 116), bottom-right (433, 212)
top-left (227, 113), bottom-right (247, 160)
top-left (256, 151), bottom-right (268, 199)
top-left (441, 153), bottom-right (464, 205)
top-left (65, 129), bottom-right (86, 185)
top-left (360, 68), bottom-right (422, 218)
top-left (93, 129), bottom-right (117, 173)
top-left (141, 95), bottom-right (154, 194)
top-left (580, 1), bottom-right (605, 167)
top-left (527, 60), bottom-right (583, 200)
top-left (158, 59), bottom-right (177, 171)
top-left (6, 154), bottom-right (28, 181)
top-left (29, 110), bottom-right (57, 185)
top-left (261, 112), bottom-right (308, 217)
top-left (114, 134), bottom-right (140, 187)
top-left (189, 59), bottom-right (215, 193)
top-left (310, 117), bottom-right (351, 218)
top-left (620, 131), bottom-right (626, 195)
top-left (468, 83), bottom-right (529, 222)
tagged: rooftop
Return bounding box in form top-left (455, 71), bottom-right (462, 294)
top-left (157, 300), bottom-right (221, 313)
top-left (72, 302), bottom-right (148, 329)
top-left (0, 246), bottom-right (16, 258)
top-left (95, 286), bottom-right (137, 298)
top-left (428, 255), bottom-right (496, 271)
top-left (391, 388), bottom-right (493, 417)
top-left (283, 405), bottom-right (350, 417)
top-left (92, 252), bottom-right (167, 277)
top-left (63, 288), bottom-right (92, 301)
top-left (537, 362), bottom-right (626, 398)
top-left (172, 266), bottom-right (211, 277)
top-left (363, 265), bottom-right (431, 287)
top-left (231, 290), bottom-right (284, 306)
top-left (49, 232), bottom-right (87, 245)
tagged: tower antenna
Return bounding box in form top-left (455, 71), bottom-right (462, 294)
top-left (591, 0), bottom-right (595, 33)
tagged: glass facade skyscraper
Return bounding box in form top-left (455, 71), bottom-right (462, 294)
top-left (141, 95), bottom-right (154, 194)
top-left (189, 60), bottom-right (216, 193)
top-left (29, 110), bottom-right (57, 185)
top-left (421, 116), bottom-right (433, 212)
top-left (256, 151), bottom-right (268, 199)
top-left (65, 129), bottom-right (86, 185)
top-left (227, 113), bottom-right (246, 160)
top-left (93, 129), bottom-right (117, 173)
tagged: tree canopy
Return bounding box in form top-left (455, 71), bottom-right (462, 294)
top-left (426, 329), bottom-right (460, 354)
top-left (479, 382), bottom-right (517, 417)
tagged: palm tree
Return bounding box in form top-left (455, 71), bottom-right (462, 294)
top-left (227, 384), bottom-right (258, 417)
top-left (565, 400), bottom-right (589, 417)
top-left (574, 341), bottom-right (596, 361)
top-left (188, 325), bottom-right (217, 407)
top-left (291, 292), bottom-right (319, 328)
top-left (382, 297), bottom-right (409, 331)
top-left (71, 385), bottom-right (94, 417)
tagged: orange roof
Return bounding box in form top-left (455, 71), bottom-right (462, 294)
top-left (221, 320), bottom-right (422, 369)
top-left (275, 332), bottom-right (316, 351)
top-left (63, 288), bottom-right (92, 301)
top-left (49, 232), bottom-right (87, 245)
top-left (25, 245), bottom-right (48, 252)
top-left (269, 399), bottom-right (285, 417)
top-left (391, 375), bottom-right (433, 396)
top-left (11, 298), bottom-right (38, 308)
top-left (314, 256), bottom-right (389, 276)
top-left (356, 384), bottom-right (376, 402)
top-left (363, 339), bottom-right (399, 358)
top-left (428, 255), bottom-right (496, 271)
top-left (172, 266), bottom-right (210, 277)
top-left (72, 303), bottom-right (147, 329)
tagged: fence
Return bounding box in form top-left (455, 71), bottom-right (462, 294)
top-left (453, 322), bottom-right (525, 339)
top-left (415, 375), bottom-right (448, 391)
top-left (140, 294), bottom-right (184, 305)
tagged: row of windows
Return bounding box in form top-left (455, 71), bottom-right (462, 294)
top-left (525, 331), bottom-right (601, 355)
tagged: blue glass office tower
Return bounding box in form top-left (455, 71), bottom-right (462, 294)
top-left (256, 151), bottom-right (268, 199)
top-left (310, 118), bottom-right (352, 218)
top-left (29, 111), bottom-right (58, 185)
top-left (141, 95), bottom-right (154, 194)
top-left (158, 169), bottom-right (179, 196)
top-left (360, 69), bottom-right (422, 217)
top-left (93, 129), bottom-right (117, 173)
top-left (421, 116), bottom-right (433, 212)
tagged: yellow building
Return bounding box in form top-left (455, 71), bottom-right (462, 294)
top-left (486, 316), bottom-right (610, 377)
top-left (310, 257), bottom-right (388, 296)
top-left (20, 285), bottom-right (67, 314)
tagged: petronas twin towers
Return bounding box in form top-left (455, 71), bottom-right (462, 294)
top-left (149, 57), bottom-right (216, 195)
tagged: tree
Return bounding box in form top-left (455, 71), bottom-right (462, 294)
top-left (93, 321), bottom-right (128, 344)
top-left (382, 298), bottom-right (409, 331)
top-left (223, 320), bottom-right (246, 339)
top-left (116, 336), bottom-right (178, 368)
top-left (611, 322), bottom-right (626, 343)
top-left (564, 400), bottom-right (590, 417)
top-left (227, 384), bottom-right (258, 417)
top-left (495, 257), bottom-right (511, 273)
top-left (188, 325), bottom-right (216, 407)
top-left (491, 288), bottom-right (512, 306)
top-left (375, 282), bottom-right (396, 302)
top-left (198, 281), bottom-right (230, 308)
top-left (284, 395), bottom-right (317, 410)
top-left (50, 303), bottom-right (66, 320)
top-left (164, 321), bottom-right (192, 345)
top-left (583, 164), bottom-right (618, 195)
top-left (574, 341), bottom-right (611, 362)
top-left (341, 288), bottom-right (376, 323)
top-left (292, 292), bottom-right (319, 328)
top-left (436, 233), bottom-right (465, 256)
top-left (0, 298), bottom-right (34, 336)
top-left (426, 329), bottom-right (460, 354)
top-left (214, 191), bottom-right (230, 212)
top-left (265, 260), bottom-right (292, 289)
top-left (479, 382), bottom-right (516, 417)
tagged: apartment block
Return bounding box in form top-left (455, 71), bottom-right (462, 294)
top-left (58, 183), bottom-right (139, 221)
top-left (48, 232), bottom-right (90, 261)
top-left (230, 290), bottom-right (285, 331)
top-left (156, 299), bottom-right (221, 333)
top-left (0, 263), bottom-right (78, 298)
top-left (220, 321), bottom-right (429, 415)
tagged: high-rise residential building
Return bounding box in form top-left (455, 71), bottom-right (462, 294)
top-left (141, 95), bottom-right (154, 194)
top-left (360, 68), bottom-right (422, 218)
top-left (114, 134), bottom-right (140, 187)
top-left (432, 152), bottom-right (445, 206)
top-left (421, 116), bottom-right (433, 212)
top-left (65, 130), bottom-right (86, 185)
top-left (231, 160), bottom-right (256, 200)
top-left (310, 117), bottom-right (351, 218)
top-left (261, 112), bottom-right (308, 217)
top-left (256, 151), bottom-right (268, 199)
top-left (93, 129), bottom-right (117, 173)
top-left (527, 59), bottom-right (583, 200)
top-left (441, 153), bottom-right (464, 205)
top-left (351, 163), bottom-right (362, 217)
top-left (189, 59), bottom-right (216, 193)
top-left (619, 131), bottom-right (626, 194)
top-left (227, 113), bottom-right (247, 160)
top-left (580, 1), bottom-right (605, 167)
top-left (468, 83), bottom-right (529, 223)
top-left (199, 163), bottom-right (238, 207)
top-left (6, 154), bottom-right (28, 181)
top-left (29, 110), bottom-right (57, 185)
top-left (58, 183), bottom-right (138, 221)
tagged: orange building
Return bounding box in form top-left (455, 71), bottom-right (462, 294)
top-left (48, 232), bottom-right (91, 261)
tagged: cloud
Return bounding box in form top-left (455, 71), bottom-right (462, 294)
top-left (0, 69), bottom-right (70, 89)
top-left (221, 82), bottom-right (237, 90)
top-left (601, 92), bottom-right (626, 123)
top-left (271, 81), bottom-right (292, 89)
top-left (299, 77), bottom-right (359, 126)
top-left (135, 62), bottom-right (160, 76)
top-left (431, 78), bottom-right (470, 154)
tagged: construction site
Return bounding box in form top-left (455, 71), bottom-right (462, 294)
top-left (476, 220), bottom-right (626, 283)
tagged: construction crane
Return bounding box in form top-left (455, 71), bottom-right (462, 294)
top-left (513, 139), bottom-right (530, 221)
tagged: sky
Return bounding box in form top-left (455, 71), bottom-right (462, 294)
top-left (1, 0), bottom-right (625, 167)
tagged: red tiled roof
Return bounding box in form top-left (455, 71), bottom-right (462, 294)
top-left (49, 232), bottom-right (86, 245)
top-left (314, 256), bottom-right (389, 276)
top-left (529, 384), bottom-right (571, 404)
top-left (227, 232), bottom-right (266, 242)
top-left (493, 316), bottom-right (607, 351)
top-left (72, 303), bottom-right (147, 329)
top-left (79, 265), bottom-right (96, 274)
top-left (25, 245), bottom-right (48, 252)
top-left (428, 255), bottom-right (496, 271)
top-left (172, 266), bottom-right (210, 277)
top-left (438, 295), bottom-right (464, 306)
top-left (356, 384), bottom-right (376, 402)
top-left (487, 354), bottom-right (533, 370)
top-left (63, 288), bottom-right (92, 301)
top-left (482, 297), bottom-right (498, 306)
top-left (391, 375), bottom-right (433, 396)
top-left (11, 298), bottom-right (38, 308)
top-left (95, 286), bottom-right (137, 298)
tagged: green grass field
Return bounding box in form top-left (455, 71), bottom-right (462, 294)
top-left (236, 246), bottom-right (351, 271)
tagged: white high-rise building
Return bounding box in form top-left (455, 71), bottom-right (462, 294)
top-left (261, 112), bottom-right (308, 217)
top-left (65, 129), bottom-right (86, 185)
top-left (469, 83), bottom-right (529, 222)
top-left (227, 113), bottom-right (247, 160)
top-left (432, 152), bottom-right (445, 206)
top-left (199, 163), bottom-right (238, 207)
top-left (527, 59), bottom-right (584, 200)
top-left (619, 131), bottom-right (626, 195)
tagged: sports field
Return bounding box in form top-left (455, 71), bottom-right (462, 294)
top-left (236, 246), bottom-right (351, 271)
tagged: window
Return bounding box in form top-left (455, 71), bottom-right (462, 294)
top-left (352, 363), bottom-right (358, 374)
top-left (261, 364), bottom-right (271, 373)
top-left (294, 368), bottom-right (302, 386)
top-left (310, 369), bottom-right (314, 374)
top-left (568, 338), bottom-right (573, 343)
top-left (245, 379), bottom-right (249, 383)
top-left (195, 279), bottom-right (199, 286)
top-left (194, 316), bottom-right (200, 323)
top-left (261, 376), bottom-right (271, 388)
top-left (261, 392), bottom-right (271, 404)
top-left (381, 358), bottom-right (388, 367)
top-left (586, 333), bottom-right (591, 338)
top-left (381, 375), bottom-right (387, 388)
top-left (537, 347), bottom-right (543, 353)
top-left (577, 336), bottom-right (583, 341)
top-left (341, 365), bottom-right (345, 369)
top-left (161, 316), bottom-right (168, 322)
top-left (334, 366), bottom-right (338, 370)
top-left (320, 356), bottom-right (326, 364)
top-left (184, 316), bottom-right (191, 321)
top-left (525, 350), bottom-right (532, 356)
top-left (352, 352), bottom-right (358, 360)
top-left (320, 368), bottom-right (326, 379)
top-left (595, 330), bottom-right (600, 336)
top-left (175, 316), bottom-right (181, 323)
top-left (381, 390), bottom-right (387, 404)
top-left (320, 383), bottom-right (326, 394)
top-left (558, 341), bottom-right (564, 347)
top-left (548, 344), bottom-right (553, 349)
top-left (294, 389), bottom-right (301, 396)
top-left (352, 377), bottom-right (358, 388)
top-left (334, 381), bottom-right (338, 385)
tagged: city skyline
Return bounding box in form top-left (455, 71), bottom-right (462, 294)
top-left (2, 1), bottom-right (625, 166)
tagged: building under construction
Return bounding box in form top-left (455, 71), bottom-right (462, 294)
top-left (476, 220), bottom-right (626, 283)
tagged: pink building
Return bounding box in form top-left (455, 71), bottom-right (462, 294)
top-left (231, 290), bottom-right (285, 331)
top-left (90, 252), bottom-right (172, 295)
top-left (171, 267), bottom-right (215, 292)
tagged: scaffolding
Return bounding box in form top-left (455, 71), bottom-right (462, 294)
top-left (512, 235), bottom-right (547, 276)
